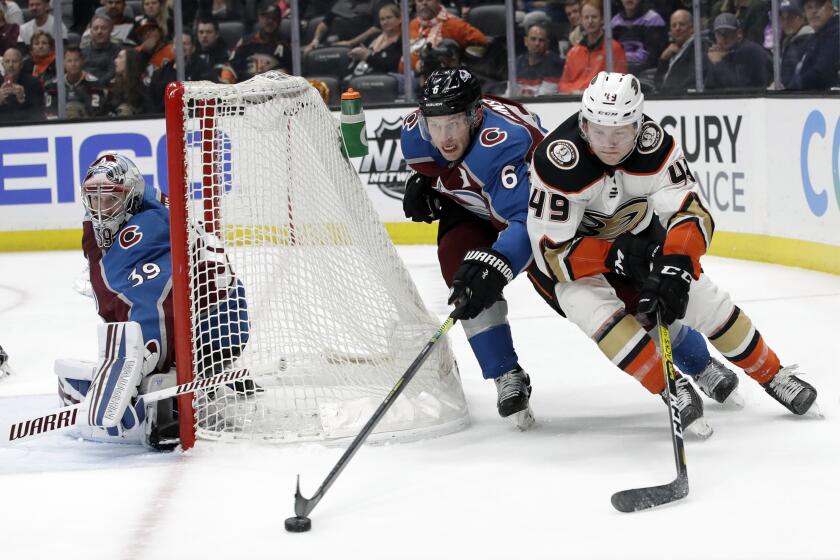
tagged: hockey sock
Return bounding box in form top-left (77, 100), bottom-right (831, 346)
top-left (596, 314), bottom-right (664, 394)
top-left (708, 307), bottom-right (781, 384)
top-left (466, 323), bottom-right (520, 380)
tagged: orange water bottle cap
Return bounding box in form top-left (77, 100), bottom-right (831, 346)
top-left (341, 88), bottom-right (362, 100)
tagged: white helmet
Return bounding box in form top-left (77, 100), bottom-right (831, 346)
top-left (579, 71), bottom-right (644, 140)
top-left (81, 153), bottom-right (145, 248)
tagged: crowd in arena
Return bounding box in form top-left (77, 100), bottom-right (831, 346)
top-left (0, 0), bottom-right (838, 122)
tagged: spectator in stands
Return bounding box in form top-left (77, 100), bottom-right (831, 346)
top-left (406, 0), bottom-right (487, 74)
top-left (45, 46), bottom-right (106, 117)
top-left (304, 0), bottom-right (381, 54)
top-left (563, 0), bottom-right (584, 50)
top-left (225, 3), bottom-right (290, 83)
top-left (28, 29), bottom-right (55, 85)
top-left (611, 0), bottom-right (667, 75)
top-left (18, 0), bottom-right (66, 45)
top-left (87, 0), bottom-right (135, 45)
top-left (1, 0), bottom-right (24, 26)
top-left (704, 12), bottom-right (771, 90)
top-left (130, 0), bottom-right (173, 43)
top-left (557, 0), bottom-right (627, 94)
top-left (790, 0), bottom-right (839, 90)
top-left (777, 0), bottom-right (813, 89)
top-left (655, 8), bottom-right (707, 94)
top-left (0, 47), bottom-right (44, 120)
top-left (149, 33), bottom-right (213, 112)
top-left (0, 7), bottom-right (20, 52)
top-left (194, 15), bottom-right (229, 70)
top-left (81, 15), bottom-right (122, 85)
top-left (105, 47), bottom-right (147, 114)
top-left (134, 16), bottom-right (174, 83)
top-left (202, 0), bottom-right (242, 22)
top-left (348, 3), bottom-right (402, 76)
top-left (711, 0), bottom-right (769, 45)
top-left (515, 21), bottom-right (564, 96)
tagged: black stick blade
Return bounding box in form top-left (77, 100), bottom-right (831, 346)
top-left (294, 474), bottom-right (312, 517)
top-left (611, 475), bottom-right (689, 513)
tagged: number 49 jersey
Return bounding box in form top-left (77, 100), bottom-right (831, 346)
top-left (83, 185), bottom-right (175, 373)
top-left (400, 95), bottom-right (546, 274)
top-left (527, 112), bottom-right (715, 284)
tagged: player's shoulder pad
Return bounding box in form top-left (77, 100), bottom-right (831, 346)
top-left (618, 116), bottom-right (675, 175)
top-left (532, 112), bottom-right (604, 195)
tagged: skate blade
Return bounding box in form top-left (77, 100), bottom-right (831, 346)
top-left (511, 406), bottom-right (535, 431)
top-left (686, 417), bottom-right (714, 440)
top-left (721, 388), bottom-right (745, 409)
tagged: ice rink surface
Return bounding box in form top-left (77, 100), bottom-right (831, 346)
top-left (1, 247), bottom-right (838, 560)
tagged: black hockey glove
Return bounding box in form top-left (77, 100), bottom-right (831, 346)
top-left (637, 254), bottom-right (694, 325)
top-left (606, 233), bottom-right (661, 284)
top-left (403, 172), bottom-right (443, 223)
top-left (448, 248), bottom-right (514, 320)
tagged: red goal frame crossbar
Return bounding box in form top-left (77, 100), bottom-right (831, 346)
top-left (165, 82), bottom-right (220, 450)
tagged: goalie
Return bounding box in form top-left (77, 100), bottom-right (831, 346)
top-left (57, 153), bottom-right (250, 450)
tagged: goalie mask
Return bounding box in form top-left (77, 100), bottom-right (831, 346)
top-left (417, 68), bottom-right (483, 161)
top-left (578, 72), bottom-right (644, 165)
top-left (81, 153), bottom-right (145, 248)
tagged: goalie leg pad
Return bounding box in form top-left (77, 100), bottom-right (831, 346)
top-left (88, 322), bottom-right (145, 431)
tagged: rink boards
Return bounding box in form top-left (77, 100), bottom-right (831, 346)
top-left (0, 95), bottom-right (837, 274)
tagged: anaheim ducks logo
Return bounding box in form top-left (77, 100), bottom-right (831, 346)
top-left (546, 139), bottom-right (579, 170)
top-left (637, 122), bottom-right (663, 154)
top-left (577, 198), bottom-right (649, 239)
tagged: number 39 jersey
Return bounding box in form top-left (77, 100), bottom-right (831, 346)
top-left (83, 185), bottom-right (174, 372)
top-left (400, 95), bottom-right (546, 274)
top-left (527, 112), bottom-right (715, 284)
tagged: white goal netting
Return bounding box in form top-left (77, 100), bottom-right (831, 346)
top-left (171, 71), bottom-right (469, 443)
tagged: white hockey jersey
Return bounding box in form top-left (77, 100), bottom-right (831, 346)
top-left (526, 112), bottom-right (715, 284)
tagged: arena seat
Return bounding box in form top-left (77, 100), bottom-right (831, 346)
top-left (347, 74), bottom-right (399, 104)
top-left (304, 46), bottom-right (351, 79)
top-left (467, 4), bottom-right (508, 38)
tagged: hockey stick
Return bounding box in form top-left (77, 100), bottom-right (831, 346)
top-left (610, 311), bottom-right (689, 512)
top-left (3, 365), bottom-right (270, 445)
top-left (287, 313), bottom-right (459, 532)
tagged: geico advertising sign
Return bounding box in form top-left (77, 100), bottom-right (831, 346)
top-left (0, 119), bottom-right (168, 230)
top-left (0, 98), bottom-right (838, 248)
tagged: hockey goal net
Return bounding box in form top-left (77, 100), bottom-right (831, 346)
top-left (165, 72), bottom-right (469, 449)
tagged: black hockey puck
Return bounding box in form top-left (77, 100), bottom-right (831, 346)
top-left (285, 516), bottom-right (312, 532)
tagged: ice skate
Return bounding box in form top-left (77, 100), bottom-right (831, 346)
top-left (664, 373), bottom-right (713, 439)
top-left (692, 357), bottom-right (744, 408)
top-left (762, 365), bottom-right (819, 416)
top-left (494, 367), bottom-right (534, 429)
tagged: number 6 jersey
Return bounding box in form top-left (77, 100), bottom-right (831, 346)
top-left (400, 95), bottom-right (546, 274)
top-left (527, 112), bottom-right (715, 284)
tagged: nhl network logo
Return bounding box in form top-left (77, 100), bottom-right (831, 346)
top-left (357, 118), bottom-right (411, 200)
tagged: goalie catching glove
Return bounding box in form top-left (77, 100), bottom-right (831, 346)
top-left (448, 248), bottom-right (514, 320)
top-left (638, 254), bottom-right (694, 325)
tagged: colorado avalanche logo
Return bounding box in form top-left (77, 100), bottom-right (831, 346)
top-left (637, 122), bottom-right (663, 154)
top-left (480, 127), bottom-right (507, 147)
top-left (546, 139), bottom-right (578, 170)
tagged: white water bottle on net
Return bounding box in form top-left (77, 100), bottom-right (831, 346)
top-left (165, 71), bottom-right (469, 448)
